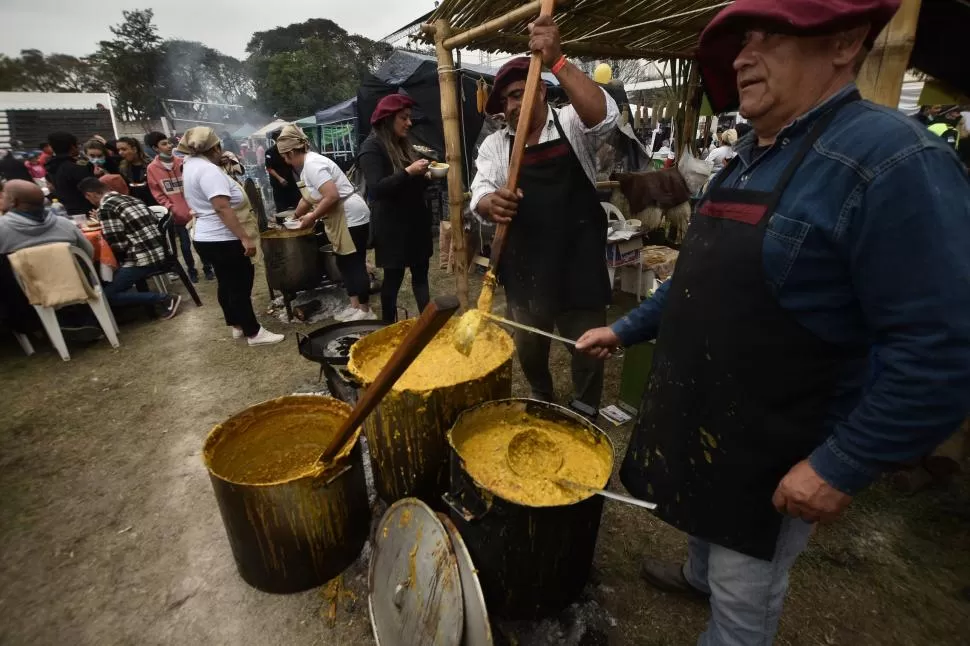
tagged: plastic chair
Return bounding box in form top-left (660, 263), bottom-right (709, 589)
top-left (13, 331), bottom-right (34, 356)
top-left (143, 205), bottom-right (202, 306)
top-left (10, 246), bottom-right (120, 361)
top-left (602, 202), bottom-right (625, 224)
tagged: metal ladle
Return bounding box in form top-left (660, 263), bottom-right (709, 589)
top-left (505, 429), bottom-right (657, 511)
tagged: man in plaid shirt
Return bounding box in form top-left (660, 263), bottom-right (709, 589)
top-left (79, 178), bottom-right (181, 319)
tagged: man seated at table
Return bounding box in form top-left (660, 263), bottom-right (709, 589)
top-left (78, 177), bottom-right (181, 319)
top-left (0, 179), bottom-right (102, 339)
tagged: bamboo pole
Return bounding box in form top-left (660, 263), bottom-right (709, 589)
top-left (434, 19), bottom-right (469, 308)
top-left (677, 62), bottom-right (701, 157)
top-left (444, 0), bottom-right (552, 50)
top-left (856, 0), bottom-right (922, 107)
top-left (496, 34), bottom-right (693, 60)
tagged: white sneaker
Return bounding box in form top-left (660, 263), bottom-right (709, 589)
top-left (344, 308), bottom-right (378, 322)
top-left (248, 327), bottom-right (285, 346)
top-left (230, 327), bottom-right (244, 339)
top-left (333, 306), bottom-right (359, 322)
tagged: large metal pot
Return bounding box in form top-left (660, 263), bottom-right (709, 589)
top-left (445, 399), bottom-right (614, 619)
top-left (203, 396), bottom-right (370, 593)
top-left (261, 228), bottom-right (321, 293)
top-left (347, 319), bottom-right (513, 506)
top-left (319, 243), bottom-right (342, 283)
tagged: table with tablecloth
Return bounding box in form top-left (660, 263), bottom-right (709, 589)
top-left (81, 228), bottom-right (118, 282)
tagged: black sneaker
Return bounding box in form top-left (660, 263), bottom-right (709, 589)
top-left (161, 295), bottom-right (182, 320)
top-left (188, 268), bottom-right (200, 283)
top-left (62, 325), bottom-right (105, 344)
top-left (204, 267), bottom-right (215, 280)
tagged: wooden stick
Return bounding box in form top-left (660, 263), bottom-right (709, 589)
top-left (434, 19), bottom-right (470, 309)
top-left (488, 0), bottom-right (556, 270)
top-left (857, 0), bottom-right (922, 107)
top-left (444, 0), bottom-right (557, 51)
top-left (319, 295), bottom-right (461, 463)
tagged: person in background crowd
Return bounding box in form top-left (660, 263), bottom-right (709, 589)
top-left (24, 152), bottom-right (46, 180)
top-left (0, 180), bottom-right (92, 256)
top-left (78, 177), bottom-right (181, 320)
top-left (179, 127), bottom-right (284, 347)
top-left (116, 137), bottom-right (156, 206)
top-left (36, 142), bottom-right (53, 167)
top-left (84, 139), bottom-right (126, 191)
top-left (576, 0), bottom-right (970, 643)
top-left (220, 131), bottom-right (241, 156)
top-left (264, 141), bottom-right (301, 213)
top-left (142, 132), bottom-right (157, 161)
top-left (1, 150), bottom-right (34, 183)
top-left (276, 124), bottom-right (375, 322)
top-left (706, 128), bottom-right (738, 175)
top-left (358, 94), bottom-right (433, 323)
top-left (145, 131), bottom-right (213, 282)
top-left (45, 132), bottom-right (94, 215)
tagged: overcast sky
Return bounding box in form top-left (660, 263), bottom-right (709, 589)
top-left (2, 0), bottom-right (435, 59)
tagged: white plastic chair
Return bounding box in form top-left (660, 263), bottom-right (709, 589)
top-left (10, 246), bottom-right (120, 361)
top-left (602, 202), bottom-right (625, 224)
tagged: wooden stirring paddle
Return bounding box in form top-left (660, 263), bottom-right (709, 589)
top-left (319, 295), bottom-right (461, 465)
top-left (453, 0), bottom-right (556, 356)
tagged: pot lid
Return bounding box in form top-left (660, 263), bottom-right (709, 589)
top-left (369, 498), bottom-right (463, 646)
top-left (439, 513), bottom-right (493, 646)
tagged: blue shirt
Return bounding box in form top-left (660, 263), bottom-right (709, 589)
top-left (612, 85), bottom-right (970, 494)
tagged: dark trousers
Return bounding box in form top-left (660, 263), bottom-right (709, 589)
top-left (194, 240), bottom-right (260, 337)
top-left (104, 265), bottom-right (169, 307)
top-left (335, 223), bottom-right (370, 305)
top-left (175, 225), bottom-right (211, 274)
top-left (507, 304), bottom-right (606, 409)
top-left (381, 259), bottom-right (430, 323)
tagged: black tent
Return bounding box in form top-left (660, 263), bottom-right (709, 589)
top-left (315, 97), bottom-right (358, 126)
top-left (355, 50), bottom-right (561, 187)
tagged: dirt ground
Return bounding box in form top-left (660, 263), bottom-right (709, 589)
top-left (1, 254), bottom-right (968, 646)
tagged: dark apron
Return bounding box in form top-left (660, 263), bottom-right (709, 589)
top-left (500, 111), bottom-right (610, 314)
top-left (620, 91), bottom-right (863, 561)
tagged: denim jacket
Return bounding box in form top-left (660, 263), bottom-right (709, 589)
top-left (613, 84), bottom-right (970, 494)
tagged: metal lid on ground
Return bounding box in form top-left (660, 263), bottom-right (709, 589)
top-left (439, 513), bottom-right (493, 646)
top-left (369, 498), bottom-right (464, 646)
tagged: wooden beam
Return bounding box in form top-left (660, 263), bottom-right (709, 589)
top-left (434, 19), bottom-right (469, 308)
top-left (496, 34), bottom-right (694, 60)
top-left (678, 62), bottom-right (702, 158)
top-left (857, 0), bottom-right (922, 107)
top-left (443, 0), bottom-right (550, 51)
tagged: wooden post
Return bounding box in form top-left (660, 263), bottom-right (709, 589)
top-left (856, 0), bottom-right (922, 107)
top-left (677, 62), bottom-right (701, 157)
top-left (434, 19), bottom-right (469, 308)
top-left (443, 0), bottom-right (557, 50)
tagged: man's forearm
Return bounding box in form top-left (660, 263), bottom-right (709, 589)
top-left (554, 61), bottom-right (606, 128)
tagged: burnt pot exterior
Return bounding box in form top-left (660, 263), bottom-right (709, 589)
top-left (446, 399), bottom-right (611, 619)
top-left (261, 231), bottom-right (321, 293)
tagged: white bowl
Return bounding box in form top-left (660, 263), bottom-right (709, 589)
top-left (283, 219), bottom-right (302, 230)
top-left (428, 163), bottom-right (449, 179)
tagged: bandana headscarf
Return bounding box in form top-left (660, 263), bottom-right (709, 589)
top-left (176, 127), bottom-right (221, 156)
top-left (275, 124), bottom-right (310, 154)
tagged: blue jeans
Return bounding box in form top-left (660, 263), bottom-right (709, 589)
top-left (103, 265), bottom-right (169, 307)
top-left (175, 225), bottom-right (211, 273)
top-left (684, 518), bottom-right (814, 646)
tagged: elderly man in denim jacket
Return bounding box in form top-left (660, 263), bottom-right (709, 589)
top-left (576, 0), bottom-right (970, 644)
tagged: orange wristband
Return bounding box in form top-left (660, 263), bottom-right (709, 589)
top-left (551, 55), bottom-right (567, 75)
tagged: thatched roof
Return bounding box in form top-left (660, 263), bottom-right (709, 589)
top-left (423, 0), bottom-right (731, 59)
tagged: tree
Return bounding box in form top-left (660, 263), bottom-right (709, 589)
top-left (0, 50), bottom-right (100, 92)
top-left (90, 9), bottom-right (165, 120)
top-left (246, 19), bottom-right (391, 116)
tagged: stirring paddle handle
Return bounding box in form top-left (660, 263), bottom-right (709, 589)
top-left (319, 295), bottom-right (461, 463)
top-left (488, 0), bottom-right (556, 270)
top-left (485, 312), bottom-right (576, 346)
top-left (557, 479), bottom-right (658, 511)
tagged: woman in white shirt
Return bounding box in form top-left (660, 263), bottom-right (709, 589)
top-left (178, 127), bottom-right (284, 346)
top-left (276, 124), bottom-right (375, 322)
top-left (706, 128), bottom-right (738, 176)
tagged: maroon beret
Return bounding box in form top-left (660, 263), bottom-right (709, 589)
top-left (370, 94), bottom-right (416, 125)
top-left (698, 0), bottom-right (900, 113)
top-left (485, 57), bottom-right (532, 115)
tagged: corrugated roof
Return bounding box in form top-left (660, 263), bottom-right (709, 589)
top-left (0, 92), bottom-right (114, 111)
top-left (424, 0), bottom-right (731, 59)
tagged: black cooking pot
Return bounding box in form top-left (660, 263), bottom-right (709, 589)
top-left (261, 228), bottom-right (322, 294)
top-left (445, 399), bottom-right (613, 619)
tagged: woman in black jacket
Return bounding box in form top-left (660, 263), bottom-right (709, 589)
top-left (358, 94), bottom-right (432, 322)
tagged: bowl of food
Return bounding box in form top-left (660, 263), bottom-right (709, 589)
top-left (428, 162), bottom-right (450, 179)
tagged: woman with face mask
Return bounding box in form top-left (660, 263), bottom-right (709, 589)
top-left (116, 136), bottom-right (156, 206)
top-left (84, 139), bottom-right (129, 196)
